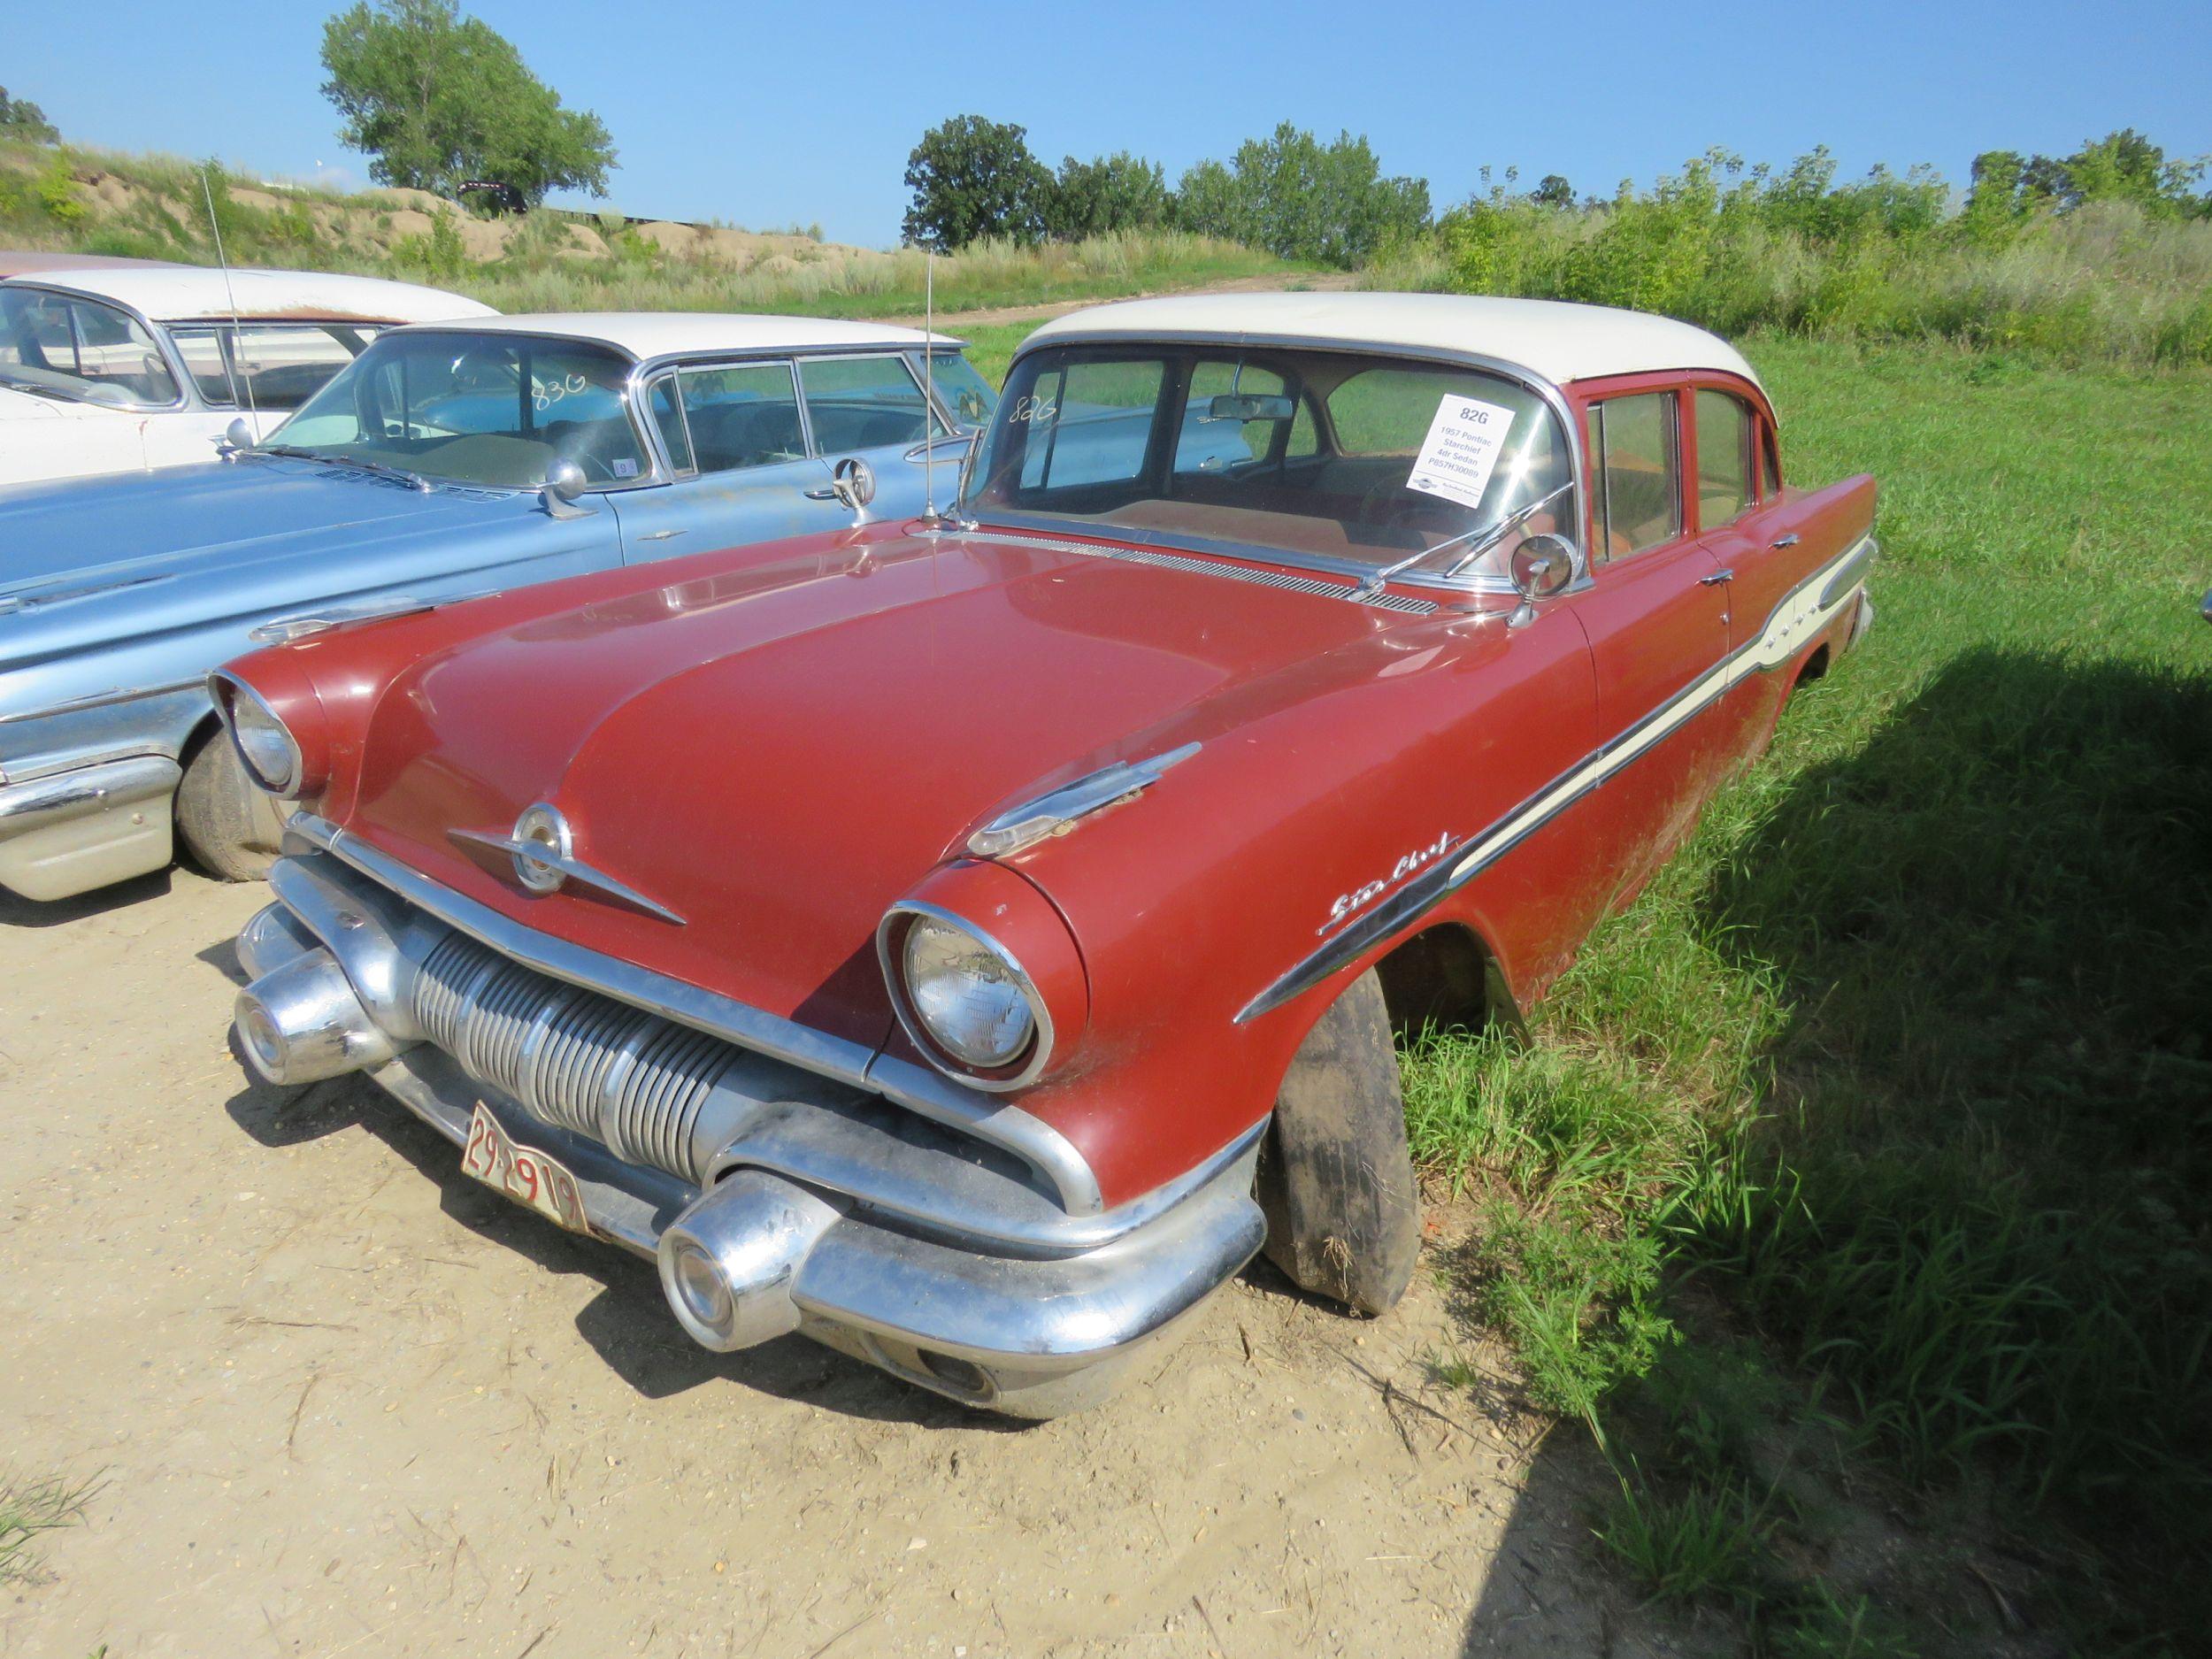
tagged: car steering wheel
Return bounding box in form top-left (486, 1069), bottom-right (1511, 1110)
top-left (1356, 477), bottom-right (1417, 527)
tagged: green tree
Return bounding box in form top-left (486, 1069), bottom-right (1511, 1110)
top-left (901, 115), bottom-right (1051, 250)
top-left (0, 87), bottom-right (58, 145)
top-left (2015, 129), bottom-right (2208, 219)
top-left (1173, 123), bottom-right (1429, 266)
top-left (1045, 151), bottom-right (1169, 241)
top-left (1531, 173), bottom-right (1575, 209)
top-left (319, 0), bottom-right (615, 209)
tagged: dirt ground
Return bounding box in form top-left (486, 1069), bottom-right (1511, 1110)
top-left (1, 868), bottom-right (1689, 1659)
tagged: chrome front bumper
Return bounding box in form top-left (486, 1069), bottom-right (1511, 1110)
top-left (232, 843), bottom-right (1267, 1417)
top-left (0, 753), bottom-right (180, 902)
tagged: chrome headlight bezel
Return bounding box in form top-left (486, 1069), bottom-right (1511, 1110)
top-left (877, 901), bottom-right (1053, 1092)
top-left (213, 675), bottom-right (303, 798)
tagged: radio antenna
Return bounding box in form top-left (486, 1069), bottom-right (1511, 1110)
top-left (921, 250), bottom-right (938, 528)
top-left (200, 165), bottom-right (258, 435)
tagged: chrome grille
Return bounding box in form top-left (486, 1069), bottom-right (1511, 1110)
top-left (975, 532), bottom-right (1440, 615)
top-left (406, 931), bottom-right (741, 1182)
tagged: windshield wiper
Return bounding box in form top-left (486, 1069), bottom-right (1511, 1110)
top-left (1351, 479), bottom-right (1576, 601)
top-left (258, 444), bottom-right (433, 493)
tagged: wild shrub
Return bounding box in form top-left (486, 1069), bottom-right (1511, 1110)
top-left (1379, 135), bottom-right (2212, 365)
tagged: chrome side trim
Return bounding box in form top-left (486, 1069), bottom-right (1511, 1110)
top-left (288, 814), bottom-right (1106, 1215)
top-left (0, 677), bottom-right (202, 726)
top-left (248, 589), bottom-right (503, 646)
top-left (1236, 534), bottom-right (1877, 1023)
top-left (967, 528), bottom-right (1440, 615)
top-left (1818, 535), bottom-right (1880, 612)
top-left (0, 754), bottom-right (180, 837)
top-left (967, 741), bottom-right (1201, 858)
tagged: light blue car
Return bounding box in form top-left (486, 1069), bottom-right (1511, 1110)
top-left (0, 312), bottom-right (995, 904)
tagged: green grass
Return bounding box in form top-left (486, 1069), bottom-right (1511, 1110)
top-left (0, 1471), bottom-right (96, 1586)
top-left (1406, 337), bottom-right (2212, 1645)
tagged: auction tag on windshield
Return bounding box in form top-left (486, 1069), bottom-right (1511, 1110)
top-left (1405, 395), bottom-right (1516, 511)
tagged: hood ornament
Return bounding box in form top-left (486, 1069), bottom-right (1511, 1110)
top-left (451, 803), bottom-right (687, 926)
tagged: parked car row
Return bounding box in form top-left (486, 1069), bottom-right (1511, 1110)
top-left (3, 280), bottom-right (1876, 1417)
top-left (0, 278), bottom-right (996, 902)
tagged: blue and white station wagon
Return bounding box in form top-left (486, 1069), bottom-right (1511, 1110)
top-left (0, 311), bottom-right (997, 905)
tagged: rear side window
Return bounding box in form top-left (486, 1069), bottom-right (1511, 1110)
top-left (1589, 392), bottom-right (1680, 558)
top-left (169, 323), bottom-right (374, 411)
top-left (1694, 390), bottom-right (1754, 528)
top-left (676, 362), bottom-right (804, 474)
top-left (799, 355), bottom-right (934, 454)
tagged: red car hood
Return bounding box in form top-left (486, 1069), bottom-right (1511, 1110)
top-left (342, 526), bottom-right (1405, 1046)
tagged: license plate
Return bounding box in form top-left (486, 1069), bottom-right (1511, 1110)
top-left (460, 1103), bottom-right (592, 1235)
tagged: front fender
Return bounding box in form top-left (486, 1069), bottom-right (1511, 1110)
top-left (986, 604), bottom-right (1601, 1209)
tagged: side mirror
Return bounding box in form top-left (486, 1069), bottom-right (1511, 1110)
top-left (1505, 532), bottom-right (1585, 629)
top-left (831, 456), bottom-right (876, 514)
top-left (541, 458), bottom-right (593, 520)
top-left (222, 417), bottom-right (255, 454)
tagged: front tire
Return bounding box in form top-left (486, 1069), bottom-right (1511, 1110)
top-left (1256, 969), bottom-right (1420, 1315)
top-left (176, 734), bottom-right (286, 883)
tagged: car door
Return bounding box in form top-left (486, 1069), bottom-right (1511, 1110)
top-left (796, 353), bottom-right (946, 521)
top-left (1688, 385), bottom-right (1846, 729)
top-left (609, 358), bottom-right (856, 560)
top-left (1555, 386), bottom-right (1737, 888)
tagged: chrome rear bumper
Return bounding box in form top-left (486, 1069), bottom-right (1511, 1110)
top-left (233, 849), bottom-right (1267, 1417)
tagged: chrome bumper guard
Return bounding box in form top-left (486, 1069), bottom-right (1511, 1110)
top-left (233, 847), bottom-right (1267, 1415)
top-left (0, 753), bottom-right (180, 902)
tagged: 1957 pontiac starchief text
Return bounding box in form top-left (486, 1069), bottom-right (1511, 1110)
top-left (217, 295), bottom-right (1875, 1416)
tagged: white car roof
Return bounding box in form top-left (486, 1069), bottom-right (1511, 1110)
top-left (393, 311), bottom-right (964, 360)
top-left (1027, 292), bottom-right (1762, 391)
top-left (5, 265), bottom-right (495, 325)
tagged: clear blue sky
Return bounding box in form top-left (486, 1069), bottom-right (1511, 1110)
top-left (16, 0), bottom-right (2210, 246)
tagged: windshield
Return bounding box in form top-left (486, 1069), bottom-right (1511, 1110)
top-left (0, 287), bottom-right (180, 408)
top-left (964, 344), bottom-right (1572, 582)
top-left (267, 329), bottom-right (648, 489)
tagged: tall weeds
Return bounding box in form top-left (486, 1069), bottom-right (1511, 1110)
top-left (1366, 151), bottom-right (2212, 365)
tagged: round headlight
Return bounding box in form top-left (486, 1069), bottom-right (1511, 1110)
top-left (900, 913), bottom-right (1037, 1070)
top-left (227, 684), bottom-right (303, 796)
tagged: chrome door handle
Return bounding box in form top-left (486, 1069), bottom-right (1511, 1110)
top-left (635, 528), bottom-right (687, 542)
top-left (802, 487), bottom-right (839, 500)
top-left (1770, 533), bottom-right (1801, 549)
top-left (1699, 569), bottom-right (1735, 586)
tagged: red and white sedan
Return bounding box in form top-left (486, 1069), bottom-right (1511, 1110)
top-left (214, 293), bottom-right (1875, 1416)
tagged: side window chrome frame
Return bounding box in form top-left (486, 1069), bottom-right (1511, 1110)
top-left (623, 353), bottom-right (807, 481)
top-left (8, 282), bottom-right (196, 414)
top-left (1586, 388), bottom-right (1683, 565)
top-left (795, 351), bottom-right (941, 456)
